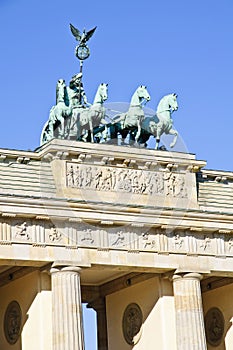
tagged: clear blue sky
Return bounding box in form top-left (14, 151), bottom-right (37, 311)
top-left (1, 0), bottom-right (233, 348)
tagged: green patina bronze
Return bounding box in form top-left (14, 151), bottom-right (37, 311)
top-left (40, 24), bottom-right (179, 150)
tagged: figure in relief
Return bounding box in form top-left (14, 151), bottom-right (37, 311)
top-left (15, 222), bottom-right (29, 240)
top-left (66, 163), bottom-right (189, 199)
top-left (174, 175), bottom-right (186, 197)
top-left (228, 238), bottom-right (233, 251)
top-left (49, 226), bottom-right (61, 242)
top-left (142, 232), bottom-right (156, 249)
top-left (173, 234), bottom-right (184, 249)
top-left (200, 235), bottom-right (211, 250)
top-left (81, 229), bottom-right (94, 244)
top-left (67, 165), bottom-right (74, 187)
top-left (164, 172), bottom-right (176, 196)
top-left (74, 166), bottom-right (81, 187)
top-left (112, 231), bottom-right (125, 246)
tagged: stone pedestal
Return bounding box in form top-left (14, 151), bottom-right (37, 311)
top-left (172, 273), bottom-right (207, 350)
top-left (87, 297), bottom-right (108, 350)
top-left (50, 265), bottom-right (84, 350)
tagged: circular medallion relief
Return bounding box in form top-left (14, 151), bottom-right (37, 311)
top-left (205, 307), bottom-right (224, 346)
top-left (122, 303), bottom-right (143, 345)
top-left (4, 301), bottom-right (22, 344)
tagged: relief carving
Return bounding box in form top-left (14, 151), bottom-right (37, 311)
top-left (67, 165), bottom-right (75, 187)
top-left (205, 307), bottom-right (224, 346)
top-left (4, 301), bottom-right (22, 344)
top-left (122, 303), bottom-right (143, 345)
top-left (111, 231), bottom-right (125, 246)
top-left (66, 163), bottom-right (187, 198)
top-left (200, 235), bottom-right (211, 251)
top-left (173, 234), bottom-right (184, 249)
top-left (228, 238), bottom-right (233, 251)
top-left (80, 229), bottom-right (94, 244)
top-left (15, 222), bottom-right (29, 240)
top-left (49, 226), bottom-right (62, 242)
top-left (142, 232), bottom-right (156, 249)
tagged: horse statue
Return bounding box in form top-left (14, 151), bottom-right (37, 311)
top-left (40, 79), bottom-right (72, 144)
top-left (69, 83), bottom-right (109, 142)
top-left (138, 93), bottom-right (178, 149)
top-left (110, 85), bottom-right (150, 145)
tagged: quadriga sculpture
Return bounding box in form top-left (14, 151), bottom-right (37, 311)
top-left (138, 93), bottom-right (178, 149)
top-left (110, 85), bottom-right (150, 145)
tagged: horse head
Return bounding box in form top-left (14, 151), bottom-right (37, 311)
top-left (168, 93), bottom-right (178, 111)
top-left (136, 85), bottom-right (151, 103)
top-left (99, 83), bottom-right (108, 103)
top-left (56, 79), bottom-right (67, 104)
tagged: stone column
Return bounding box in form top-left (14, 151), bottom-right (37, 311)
top-left (172, 273), bottom-right (207, 350)
top-left (50, 265), bottom-right (84, 350)
top-left (87, 297), bottom-right (108, 350)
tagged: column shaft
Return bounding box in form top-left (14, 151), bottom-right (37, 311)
top-left (173, 273), bottom-right (207, 350)
top-left (51, 266), bottom-right (84, 350)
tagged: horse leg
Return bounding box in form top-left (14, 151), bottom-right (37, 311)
top-left (155, 132), bottom-right (161, 150)
top-left (129, 130), bottom-right (136, 145)
top-left (155, 130), bottom-right (161, 149)
top-left (121, 129), bottom-right (129, 145)
top-left (88, 118), bottom-right (94, 143)
top-left (102, 125), bottom-right (108, 141)
top-left (138, 132), bottom-right (149, 148)
top-left (155, 139), bottom-right (160, 149)
top-left (155, 124), bottom-right (164, 149)
top-left (99, 118), bottom-right (108, 141)
top-left (82, 129), bottom-right (89, 142)
top-left (57, 118), bottom-right (64, 139)
top-left (109, 123), bottom-right (119, 144)
top-left (134, 122), bottom-right (141, 146)
top-left (169, 129), bottom-right (178, 148)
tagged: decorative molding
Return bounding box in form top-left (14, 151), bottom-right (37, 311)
top-left (0, 218), bottom-right (232, 258)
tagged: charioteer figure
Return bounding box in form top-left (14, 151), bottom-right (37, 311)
top-left (67, 72), bottom-right (88, 108)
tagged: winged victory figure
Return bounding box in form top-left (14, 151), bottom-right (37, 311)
top-left (70, 23), bottom-right (97, 45)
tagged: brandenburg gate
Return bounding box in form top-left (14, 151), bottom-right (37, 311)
top-left (0, 24), bottom-right (233, 350)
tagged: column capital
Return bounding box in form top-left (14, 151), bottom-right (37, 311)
top-left (50, 262), bottom-right (82, 275)
top-left (173, 272), bottom-right (203, 282)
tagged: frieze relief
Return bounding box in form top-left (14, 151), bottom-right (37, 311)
top-left (0, 219), bottom-right (232, 258)
top-left (66, 163), bottom-right (188, 198)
